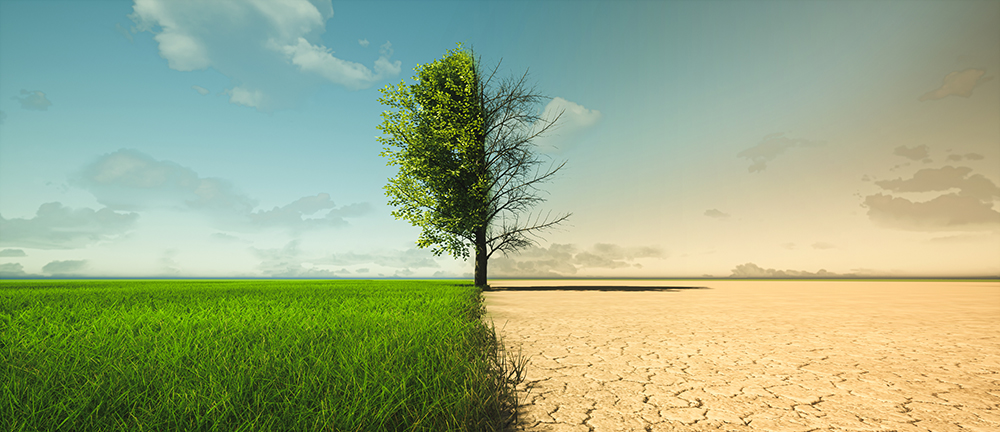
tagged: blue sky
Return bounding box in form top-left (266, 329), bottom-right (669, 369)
top-left (1, 0), bottom-right (998, 278)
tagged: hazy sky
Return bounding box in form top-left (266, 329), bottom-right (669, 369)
top-left (1, 0), bottom-right (998, 279)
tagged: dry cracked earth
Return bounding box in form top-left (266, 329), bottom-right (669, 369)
top-left (481, 280), bottom-right (1000, 432)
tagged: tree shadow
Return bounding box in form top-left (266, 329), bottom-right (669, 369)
top-left (483, 285), bottom-right (710, 292)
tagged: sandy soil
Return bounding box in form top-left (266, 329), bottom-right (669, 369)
top-left (481, 280), bottom-right (1000, 431)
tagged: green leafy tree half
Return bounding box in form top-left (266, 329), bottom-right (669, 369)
top-left (377, 43), bottom-right (570, 288)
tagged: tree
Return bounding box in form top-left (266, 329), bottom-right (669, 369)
top-left (376, 43), bottom-right (570, 288)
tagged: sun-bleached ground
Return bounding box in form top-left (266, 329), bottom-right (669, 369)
top-left (481, 280), bottom-right (1000, 431)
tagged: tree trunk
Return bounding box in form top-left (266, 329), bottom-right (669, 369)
top-left (474, 226), bottom-right (488, 289)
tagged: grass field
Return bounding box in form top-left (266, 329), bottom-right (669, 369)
top-left (0, 279), bottom-right (529, 432)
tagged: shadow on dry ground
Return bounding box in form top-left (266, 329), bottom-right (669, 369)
top-left (484, 286), bottom-right (709, 292)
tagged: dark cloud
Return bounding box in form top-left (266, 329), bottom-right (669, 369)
top-left (892, 145), bottom-right (929, 161)
top-left (0, 263), bottom-right (27, 277)
top-left (13, 90), bottom-right (52, 110)
top-left (919, 68), bottom-right (994, 101)
top-left (947, 152), bottom-right (986, 162)
top-left (0, 203), bottom-right (138, 249)
top-left (491, 243), bottom-right (664, 277)
top-left (42, 260), bottom-right (88, 275)
top-left (704, 209), bottom-right (730, 218)
top-left (874, 166), bottom-right (1000, 200)
top-left (864, 163), bottom-right (1000, 231)
top-left (863, 193), bottom-right (1000, 231)
top-left (0, 249), bottom-right (27, 257)
top-left (730, 262), bottom-right (838, 278)
top-left (75, 149), bottom-right (367, 231)
top-left (737, 133), bottom-right (825, 173)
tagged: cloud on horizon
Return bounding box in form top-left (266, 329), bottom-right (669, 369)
top-left (730, 262), bottom-right (838, 278)
top-left (0, 249), bottom-right (27, 257)
top-left (252, 241), bottom-right (440, 277)
top-left (490, 243), bottom-right (664, 277)
top-left (918, 68), bottom-right (994, 101)
top-left (42, 259), bottom-right (88, 275)
top-left (127, 0), bottom-right (400, 111)
top-left (0, 203), bottom-right (139, 250)
top-left (13, 90), bottom-right (52, 111)
top-left (737, 132), bottom-right (825, 173)
top-left (0, 263), bottom-right (27, 277)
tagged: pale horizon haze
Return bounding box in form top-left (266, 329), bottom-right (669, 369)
top-left (1, 0), bottom-right (998, 279)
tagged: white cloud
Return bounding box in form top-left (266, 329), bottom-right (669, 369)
top-left (224, 86), bottom-right (266, 108)
top-left (249, 193), bottom-right (372, 230)
top-left (74, 149), bottom-right (368, 231)
top-left (192, 85), bottom-right (210, 95)
top-left (0, 203), bottom-right (138, 250)
top-left (358, 38), bottom-right (369, 47)
top-left (919, 68), bottom-right (994, 101)
top-left (272, 38), bottom-right (401, 91)
top-left (736, 132), bottom-right (825, 173)
top-left (13, 90), bottom-right (52, 111)
top-left (127, 0), bottom-right (399, 111)
top-left (531, 97), bottom-right (602, 153)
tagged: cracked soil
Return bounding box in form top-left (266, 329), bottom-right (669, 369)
top-left (481, 280), bottom-right (1000, 432)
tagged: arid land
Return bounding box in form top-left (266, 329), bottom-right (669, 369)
top-left (481, 280), bottom-right (1000, 431)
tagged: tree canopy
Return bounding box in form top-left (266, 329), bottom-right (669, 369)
top-left (377, 43), bottom-right (569, 287)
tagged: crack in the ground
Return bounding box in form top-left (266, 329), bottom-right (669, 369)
top-left (582, 406), bottom-right (595, 432)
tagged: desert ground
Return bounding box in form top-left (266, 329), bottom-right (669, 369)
top-left (481, 280), bottom-right (1000, 431)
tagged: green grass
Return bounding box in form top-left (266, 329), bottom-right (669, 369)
top-left (0, 279), bottom-right (531, 432)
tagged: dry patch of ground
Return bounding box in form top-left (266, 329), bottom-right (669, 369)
top-left (482, 280), bottom-right (1000, 431)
